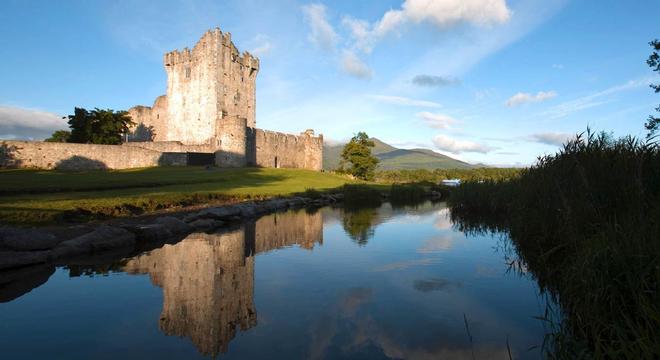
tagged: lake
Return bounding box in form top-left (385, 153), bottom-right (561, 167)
top-left (0, 202), bottom-right (550, 359)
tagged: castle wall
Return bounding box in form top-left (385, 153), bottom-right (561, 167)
top-left (128, 96), bottom-right (169, 142)
top-left (123, 140), bottom-right (215, 153)
top-left (250, 128), bottom-right (323, 171)
top-left (0, 141), bottom-right (187, 170)
top-left (216, 116), bottom-right (247, 167)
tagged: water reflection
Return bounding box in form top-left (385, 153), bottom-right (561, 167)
top-left (123, 210), bottom-right (323, 357)
top-left (0, 203), bottom-right (548, 359)
top-left (339, 201), bottom-right (444, 246)
top-left (341, 208), bottom-right (378, 246)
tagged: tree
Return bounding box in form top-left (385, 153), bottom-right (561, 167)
top-left (340, 132), bottom-right (379, 180)
top-left (646, 39), bottom-right (660, 138)
top-left (44, 130), bottom-right (71, 143)
top-left (67, 107), bottom-right (134, 145)
top-left (127, 123), bottom-right (156, 142)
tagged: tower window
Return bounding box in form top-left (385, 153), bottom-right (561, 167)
top-left (185, 66), bottom-right (191, 79)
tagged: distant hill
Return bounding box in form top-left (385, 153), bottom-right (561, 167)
top-left (323, 138), bottom-right (474, 171)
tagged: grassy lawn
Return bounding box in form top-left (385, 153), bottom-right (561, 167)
top-left (0, 167), bottom-right (354, 224)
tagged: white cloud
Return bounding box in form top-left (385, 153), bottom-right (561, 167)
top-left (344, 0), bottom-right (512, 54)
top-left (369, 95), bottom-right (441, 108)
top-left (528, 132), bottom-right (573, 146)
top-left (341, 50), bottom-right (373, 79)
top-left (412, 74), bottom-right (460, 87)
top-left (417, 112), bottom-right (459, 129)
top-left (0, 106), bottom-right (67, 140)
top-left (249, 34), bottom-right (273, 57)
top-left (432, 134), bottom-right (496, 154)
top-left (341, 16), bottom-right (374, 53)
top-left (552, 63), bottom-right (564, 69)
top-left (302, 3), bottom-right (338, 52)
top-left (505, 90), bottom-right (557, 107)
top-left (377, 0), bottom-right (512, 35)
top-left (540, 77), bottom-right (653, 119)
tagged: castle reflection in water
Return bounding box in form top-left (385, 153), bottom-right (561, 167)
top-left (123, 210), bottom-right (324, 357)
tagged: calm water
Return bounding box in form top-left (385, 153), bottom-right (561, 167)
top-left (0, 202), bottom-right (549, 359)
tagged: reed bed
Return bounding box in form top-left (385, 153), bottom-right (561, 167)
top-left (448, 132), bottom-right (660, 359)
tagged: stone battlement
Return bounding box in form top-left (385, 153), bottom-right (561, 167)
top-left (163, 29), bottom-right (259, 71)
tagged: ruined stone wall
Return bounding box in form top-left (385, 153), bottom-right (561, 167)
top-left (123, 140), bottom-right (215, 153)
top-left (251, 129), bottom-right (323, 170)
top-left (0, 140), bottom-right (186, 170)
top-left (127, 96), bottom-right (169, 142)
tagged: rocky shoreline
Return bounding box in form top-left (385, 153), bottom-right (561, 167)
top-left (0, 193), bottom-right (345, 271)
top-left (0, 193), bottom-right (345, 301)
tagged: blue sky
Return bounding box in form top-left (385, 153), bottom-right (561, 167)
top-left (0, 0), bottom-right (658, 166)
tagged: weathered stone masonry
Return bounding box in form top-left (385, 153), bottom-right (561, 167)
top-left (0, 28), bottom-right (323, 171)
top-left (128, 28), bottom-right (323, 170)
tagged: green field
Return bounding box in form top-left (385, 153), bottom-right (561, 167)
top-left (0, 167), bottom-right (354, 224)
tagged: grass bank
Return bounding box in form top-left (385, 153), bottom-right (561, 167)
top-left (448, 133), bottom-right (660, 358)
top-left (0, 167), bottom-right (354, 224)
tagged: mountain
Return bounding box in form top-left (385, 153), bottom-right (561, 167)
top-left (323, 138), bottom-right (474, 171)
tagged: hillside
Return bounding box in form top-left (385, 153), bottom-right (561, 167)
top-left (323, 138), bottom-right (474, 170)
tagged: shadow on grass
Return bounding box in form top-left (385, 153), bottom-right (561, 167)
top-left (0, 168), bottom-right (290, 224)
top-left (0, 167), bottom-right (287, 196)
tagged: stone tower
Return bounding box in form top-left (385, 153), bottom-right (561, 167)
top-left (123, 28), bottom-right (324, 170)
top-left (155, 28), bottom-right (259, 146)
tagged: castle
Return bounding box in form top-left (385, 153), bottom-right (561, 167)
top-left (0, 28), bottom-right (323, 171)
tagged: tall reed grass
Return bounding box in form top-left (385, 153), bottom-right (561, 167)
top-left (449, 131), bottom-right (660, 359)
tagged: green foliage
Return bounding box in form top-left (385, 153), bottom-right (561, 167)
top-left (646, 39), bottom-right (660, 138)
top-left (340, 132), bottom-right (379, 180)
top-left (342, 184), bottom-right (382, 209)
top-left (375, 167), bottom-right (522, 183)
top-left (44, 130), bottom-right (71, 143)
top-left (389, 184), bottom-right (426, 207)
top-left (448, 131), bottom-right (660, 358)
top-left (67, 107), bottom-right (134, 145)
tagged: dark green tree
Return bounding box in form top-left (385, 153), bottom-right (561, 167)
top-left (340, 132), bottom-right (379, 180)
top-left (44, 130), bottom-right (71, 143)
top-left (67, 107), bottom-right (134, 145)
top-left (646, 39), bottom-right (660, 138)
